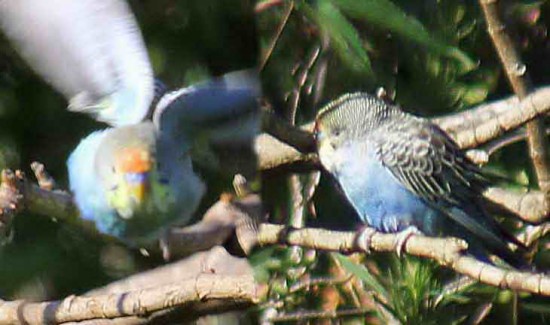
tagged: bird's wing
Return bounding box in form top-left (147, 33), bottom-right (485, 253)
top-left (375, 118), bottom-right (487, 205)
top-left (374, 117), bottom-right (523, 255)
top-left (153, 68), bottom-right (261, 146)
top-left (0, 0), bottom-right (153, 126)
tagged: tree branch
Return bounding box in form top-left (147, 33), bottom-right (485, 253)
top-left (483, 187), bottom-right (548, 224)
top-left (3, 220), bottom-right (550, 324)
top-left (257, 224), bottom-right (550, 296)
top-left (0, 274), bottom-right (256, 324)
top-left (0, 247), bottom-right (258, 325)
top-left (479, 0), bottom-right (550, 213)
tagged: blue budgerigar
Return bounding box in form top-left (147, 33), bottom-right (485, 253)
top-left (67, 122), bottom-right (205, 243)
top-left (0, 0), bottom-right (154, 126)
top-left (67, 69), bottom-right (261, 244)
top-left (314, 93), bottom-right (525, 267)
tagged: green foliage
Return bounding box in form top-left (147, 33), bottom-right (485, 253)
top-left (332, 0), bottom-right (475, 72)
top-left (336, 254), bottom-right (473, 324)
top-left (303, 0), bottom-right (374, 77)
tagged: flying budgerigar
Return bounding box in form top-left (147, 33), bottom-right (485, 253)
top-left (67, 69), bottom-right (261, 244)
top-left (314, 92), bottom-right (526, 267)
top-left (67, 122), bottom-right (205, 243)
top-left (0, 0), bottom-right (154, 126)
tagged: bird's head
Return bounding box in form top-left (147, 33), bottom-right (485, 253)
top-left (314, 92), bottom-right (398, 171)
top-left (314, 94), bottom-right (365, 171)
top-left (314, 110), bottom-right (347, 172)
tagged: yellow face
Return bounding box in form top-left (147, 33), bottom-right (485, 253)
top-left (314, 119), bottom-right (346, 173)
top-left (107, 147), bottom-right (153, 219)
top-left (119, 147), bottom-right (152, 203)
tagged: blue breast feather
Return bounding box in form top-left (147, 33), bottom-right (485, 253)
top-left (335, 144), bottom-right (440, 234)
top-left (67, 129), bottom-right (124, 236)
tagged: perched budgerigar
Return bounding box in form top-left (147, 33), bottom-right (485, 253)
top-left (67, 122), bottom-right (205, 243)
top-left (0, 0), bottom-right (154, 126)
top-left (314, 93), bottom-right (526, 267)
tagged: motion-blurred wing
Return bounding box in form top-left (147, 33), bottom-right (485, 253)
top-left (0, 0), bottom-right (154, 126)
top-left (153, 69), bottom-right (261, 146)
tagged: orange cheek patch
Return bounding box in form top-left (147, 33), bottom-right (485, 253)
top-left (117, 148), bottom-right (152, 173)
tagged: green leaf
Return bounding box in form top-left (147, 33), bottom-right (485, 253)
top-left (302, 0), bottom-right (374, 78)
top-left (331, 0), bottom-right (476, 72)
top-left (522, 302), bottom-right (550, 314)
top-left (333, 253), bottom-right (388, 297)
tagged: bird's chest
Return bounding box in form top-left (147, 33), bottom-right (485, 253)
top-left (101, 170), bottom-right (177, 238)
top-left (334, 146), bottom-right (436, 233)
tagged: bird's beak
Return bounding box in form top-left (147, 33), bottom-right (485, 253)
top-left (313, 121), bottom-right (323, 145)
top-left (125, 172), bottom-right (149, 205)
top-left (313, 121), bottom-right (320, 142)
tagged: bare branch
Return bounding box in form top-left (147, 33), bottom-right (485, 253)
top-left (255, 133), bottom-right (318, 171)
top-left (433, 86), bottom-right (550, 149)
top-left (3, 220), bottom-right (550, 324)
top-left (484, 187), bottom-right (548, 224)
top-left (0, 247), bottom-right (258, 325)
top-left (161, 194), bottom-right (262, 260)
top-left (479, 0), bottom-right (550, 211)
top-left (258, 224), bottom-right (550, 296)
top-left (260, 110), bottom-right (316, 153)
top-left (0, 274), bottom-right (256, 325)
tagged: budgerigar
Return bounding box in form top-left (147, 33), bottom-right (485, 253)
top-left (67, 69), bottom-right (261, 244)
top-left (67, 122), bottom-right (204, 243)
top-left (314, 92), bottom-right (526, 267)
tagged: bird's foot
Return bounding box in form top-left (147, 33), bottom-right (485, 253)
top-left (0, 169), bottom-right (23, 245)
top-left (356, 226), bottom-right (377, 253)
top-left (394, 226), bottom-right (421, 258)
top-left (30, 161), bottom-right (56, 190)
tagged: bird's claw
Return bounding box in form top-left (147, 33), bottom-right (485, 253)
top-left (31, 161), bottom-right (56, 190)
top-left (356, 226), bottom-right (377, 253)
top-left (394, 226), bottom-right (421, 257)
top-left (0, 169), bottom-right (23, 245)
top-left (0, 169), bottom-right (22, 214)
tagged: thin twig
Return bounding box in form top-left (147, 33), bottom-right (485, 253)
top-left (482, 127), bottom-right (550, 156)
top-left (288, 275), bottom-right (352, 293)
top-left (259, 1), bottom-right (294, 70)
top-left (268, 308), bottom-right (372, 322)
top-left (255, 0), bottom-right (285, 13)
top-left (479, 0), bottom-right (550, 213)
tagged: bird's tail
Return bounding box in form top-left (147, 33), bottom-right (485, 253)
top-left (442, 204), bottom-right (529, 270)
